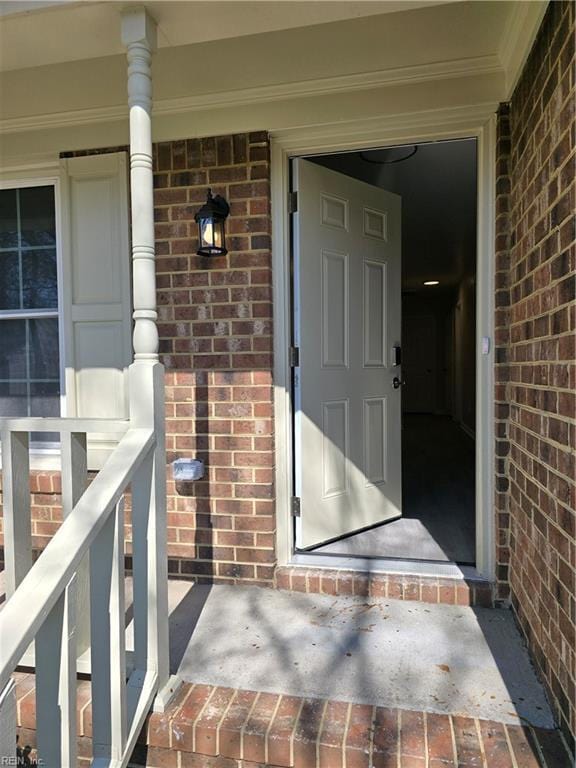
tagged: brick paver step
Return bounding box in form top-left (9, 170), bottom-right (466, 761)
top-left (12, 675), bottom-right (573, 767)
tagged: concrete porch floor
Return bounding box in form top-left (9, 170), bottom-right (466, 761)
top-left (159, 580), bottom-right (554, 730)
top-left (0, 571), bottom-right (555, 729)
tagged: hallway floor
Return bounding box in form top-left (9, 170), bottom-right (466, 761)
top-left (315, 415), bottom-right (476, 563)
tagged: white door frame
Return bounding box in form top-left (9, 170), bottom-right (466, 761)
top-left (271, 106), bottom-right (496, 581)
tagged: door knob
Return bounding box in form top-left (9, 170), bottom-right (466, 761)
top-left (392, 377), bottom-right (404, 389)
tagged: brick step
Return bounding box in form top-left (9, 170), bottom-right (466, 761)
top-left (274, 567), bottom-right (495, 608)
top-left (13, 675), bottom-right (572, 767)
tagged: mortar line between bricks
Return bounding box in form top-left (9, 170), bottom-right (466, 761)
top-left (264, 692), bottom-right (282, 765)
top-left (503, 724), bottom-right (519, 768)
top-left (192, 686), bottom-right (218, 753)
top-left (473, 718), bottom-right (488, 768)
top-left (423, 710), bottom-right (429, 768)
top-left (290, 698), bottom-right (306, 768)
top-left (367, 705), bottom-right (376, 768)
top-left (239, 689), bottom-right (261, 762)
top-left (215, 687), bottom-right (237, 756)
top-left (398, 709), bottom-right (404, 768)
top-left (315, 699), bottom-right (329, 766)
top-left (529, 725), bottom-right (549, 768)
top-left (16, 687), bottom-right (35, 727)
top-left (79, 695), bottom-right (92, 739)
top-left (169, 684), bottom-right (195, 749)
top-left (395, 708), bottom-right (401, 768)
top-left (557, 729), bottom-right (573, 764)
top-left (448, 715), bottom-right (458, 766)
top-left (342, 701), bottom-right (353, 768)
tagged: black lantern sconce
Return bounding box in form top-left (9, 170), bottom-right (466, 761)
top-left (194, 189), bottom-right (230, 256)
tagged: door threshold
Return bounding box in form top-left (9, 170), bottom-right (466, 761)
top-left (290, 551), bottom-right (487, 582)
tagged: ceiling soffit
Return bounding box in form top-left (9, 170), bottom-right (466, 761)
top-left (0, 1), bottom-right (547, 136)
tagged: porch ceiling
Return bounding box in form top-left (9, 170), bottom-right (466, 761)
top-left (0, 0), bottom-right (458, 72)
top-left (0, 1), bottom-right (545, 87)
top-left (0, 0), bottom-right (547, 153)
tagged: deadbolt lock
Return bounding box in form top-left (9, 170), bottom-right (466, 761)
top-left (392, 377), bottom-right (405, 389)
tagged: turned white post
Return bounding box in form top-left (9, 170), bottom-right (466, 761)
top-left (122, 7), bottom-right (158, 362)
top-left (121, 7), bottom-right (180, 712)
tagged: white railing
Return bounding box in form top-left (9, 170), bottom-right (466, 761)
top-left (0, 411), bottom-right (172, 767)
top-left (0, 9), bottom-right (176, 765)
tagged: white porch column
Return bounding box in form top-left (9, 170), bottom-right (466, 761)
top-left (121, 7), bottom-right (180, 712)
top-left (122, 7), bottom-right (158, 362)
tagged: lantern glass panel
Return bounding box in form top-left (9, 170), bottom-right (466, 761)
top-left (200, 218), bottom-right (224, 251)
top-left (195, 190), bottom-right (229, 256)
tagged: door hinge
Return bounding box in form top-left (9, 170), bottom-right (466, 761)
top-left (291, 496), bottom-right (301, 517)
top-left (288, 191), bottom-right (298, 214)
top-left (289, 346), bottom-right (300, 367)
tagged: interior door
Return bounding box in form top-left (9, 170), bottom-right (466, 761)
top-left (293, 159), bottom-right (402, 549)
top-left (403, 315), bottom-right (436, 413)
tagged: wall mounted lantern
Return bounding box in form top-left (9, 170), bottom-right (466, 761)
top-left (194, 189), bottom-right (230, 256)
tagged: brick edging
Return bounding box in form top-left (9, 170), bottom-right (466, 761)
top-left (13, 675), bottom-right (573, 767)
top-left (275, 566), bottom-right (495, 607)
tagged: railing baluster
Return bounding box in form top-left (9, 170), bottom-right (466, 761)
top-left (0, 424), bottom-right (157, 767)
top-left (129, 364), bottom-right (172, 710)
top-left (1, 430), bottom-right (31, 597)
top-left (36, 587), bottom-right (77, 767)
top-left (131, 450), bottom-right (153, 673)
top-left (90, 499), bottom-right (127, 762)
top-left (61, 432), bottom-right (90, 660)
top-left (0, 679), bottom-right (16, 762)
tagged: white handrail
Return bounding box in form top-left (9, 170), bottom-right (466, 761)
top-left (0, 417), bottom-right (129, 433)
top-left (0, 427), bottom-right (154, 693)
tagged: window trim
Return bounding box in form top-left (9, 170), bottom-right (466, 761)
top-left (0, 175), bottom-right (65, 464)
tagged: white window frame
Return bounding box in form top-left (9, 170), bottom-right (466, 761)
top-left (0, 173), bottom-right (66, 467)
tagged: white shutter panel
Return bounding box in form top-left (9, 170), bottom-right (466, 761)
top-left (60, 153), bottom-right (132, 468)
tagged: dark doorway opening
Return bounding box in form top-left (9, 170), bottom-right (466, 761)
top-left (300, 138), bottom-right (477, 564)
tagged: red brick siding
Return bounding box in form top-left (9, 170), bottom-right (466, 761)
top-left (494, 103), bottom-right (513, 604)
top-left (275, 566), bottom-right (494, 607)
top-left (498, 0), bottom-right (575, 746)
top-left (0, 134), bottom-right (275, 586)
top-left (156, 133), bottom-right (275, 585)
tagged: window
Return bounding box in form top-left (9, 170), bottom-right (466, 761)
top-left (0, 183), bottom-right (61, 436)
top-left (1, 154), bottom-right (131, 467)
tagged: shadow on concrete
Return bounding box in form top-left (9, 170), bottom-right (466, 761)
top-left (164, 579), bottom-right (555, 731)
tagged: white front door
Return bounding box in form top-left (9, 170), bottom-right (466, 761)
top-left (293, 159), bottom-right (402, 549)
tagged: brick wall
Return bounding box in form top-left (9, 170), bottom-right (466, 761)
top-left (0, 133), bottom-right (276, 586)
top-left (153, 133), bottom-right (276, 585)
top-left (497, 0), bottom-right (575, 746)
top-left (494, 103), bottom-right (513, 603)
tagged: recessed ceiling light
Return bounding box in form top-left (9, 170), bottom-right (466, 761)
top-left (423, 280), bottom-right (439, 286)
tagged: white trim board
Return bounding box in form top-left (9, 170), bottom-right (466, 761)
top-left (290, 553), bottom-right (487, 583)
top-left (0, 56), bottom-right (503, 136)
top-left (271, 109), bottom-right (496, 582)
top-left (499, 0), bottom-right (549, 99)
